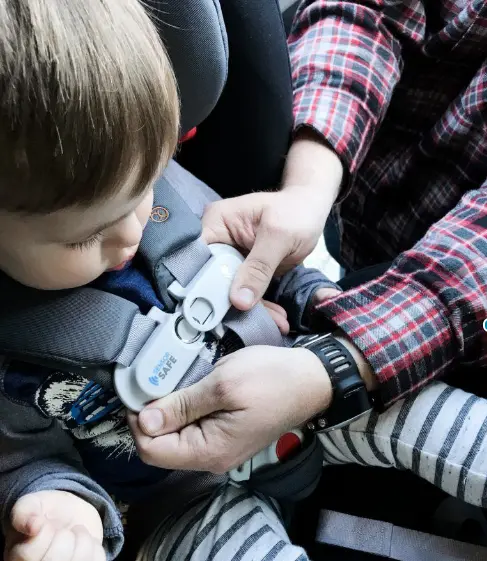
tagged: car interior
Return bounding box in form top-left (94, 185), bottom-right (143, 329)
top-left (2, 1), bottom-right (487, 560)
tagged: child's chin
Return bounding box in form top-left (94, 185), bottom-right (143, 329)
top-left (12, 270), bottom-right (102, 291)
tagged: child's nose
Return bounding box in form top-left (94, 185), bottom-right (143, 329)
top-left (108, 213), bottom-right (143, 248)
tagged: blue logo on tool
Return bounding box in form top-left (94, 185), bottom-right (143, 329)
top-left (149, 375), bottom-right (159, 387)
top-left (152, 352), bottom-right (177, 382)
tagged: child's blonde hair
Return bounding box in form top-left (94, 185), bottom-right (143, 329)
top-left (0, 0), bottom-right (180, 213)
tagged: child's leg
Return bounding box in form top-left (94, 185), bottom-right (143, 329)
top-left (137, 484), bottom-right (309, 561)
top-left (319, 381), bottom-right (487, 507)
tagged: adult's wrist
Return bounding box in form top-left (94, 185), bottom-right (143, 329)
top-left (332, 329), bottom-right (378, 392)
top-left (282, 127), bottom-right (343, 206)
top-left (293, 346), bottom-right (333, 418)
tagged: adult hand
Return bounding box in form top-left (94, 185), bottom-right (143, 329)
top-left (128, 346), bottom-right (332, 473)
top-left (202, 130), bottom-right (343, 310)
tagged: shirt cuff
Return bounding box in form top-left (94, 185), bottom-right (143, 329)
top-left (271, 266), bottom-right (341, 333)
top-left (293, 87), bottom-right (376, 199)
top-left (312, 273), bottom-right (456, 407)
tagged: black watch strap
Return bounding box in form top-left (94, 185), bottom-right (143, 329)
top-left (295, 333), bottom-right (374, 432)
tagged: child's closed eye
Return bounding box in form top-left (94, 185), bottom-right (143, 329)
top-left (66, 232), bottom-right (104, 251)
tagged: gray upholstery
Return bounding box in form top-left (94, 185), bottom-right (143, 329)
top-left (144, 0), bottom-right (229, 134)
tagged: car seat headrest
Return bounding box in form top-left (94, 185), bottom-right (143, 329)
top-left (145, 0), bottom-right (229, 135)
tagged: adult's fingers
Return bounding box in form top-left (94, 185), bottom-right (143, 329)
top-left (230, 226), bottom-right (291, 310)
top-left (71, 526), bottom-right (101, 561)
top-left (136, 374), bottom-right (226, 437)
top-left (262, 300), bottom-right (287, 317)
top-left (128, 414), bottom-right (214, 471)
top-left (200, 201), bottom-right (236, 246)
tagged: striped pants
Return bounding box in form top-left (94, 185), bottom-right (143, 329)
top-left (137, 382), bottom-right (487, 561)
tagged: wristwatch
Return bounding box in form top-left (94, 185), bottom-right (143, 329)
top-left (294, 333), bottom-right (375, 432)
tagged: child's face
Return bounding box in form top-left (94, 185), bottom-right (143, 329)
top-left (0, 182), bottom-right (154, 290)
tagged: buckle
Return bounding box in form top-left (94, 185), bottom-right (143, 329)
top-left (229, 429), bottom-right (305, 482)
top-left (114, 244), bottom-right (244, 412)
top-left (168, 243), bottom-right (244, 332)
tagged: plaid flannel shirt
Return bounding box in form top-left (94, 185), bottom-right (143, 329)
top-left (289, 0), bottom-right (487, 406)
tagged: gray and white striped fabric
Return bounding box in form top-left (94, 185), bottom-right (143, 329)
top-left (137, 382), bottom-right (487, 561)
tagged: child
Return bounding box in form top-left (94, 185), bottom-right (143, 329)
top-left (0, 2), bottom-right (334, 560)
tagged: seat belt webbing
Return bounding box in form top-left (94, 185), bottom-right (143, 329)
top-left (316, 509), bottom-right (487, 561)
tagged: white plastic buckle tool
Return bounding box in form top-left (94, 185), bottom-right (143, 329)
top-left (114, 242), bottom-right (303, 480)
top-left (114, 243), bottom-right (244, 412)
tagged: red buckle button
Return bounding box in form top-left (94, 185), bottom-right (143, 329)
top-left (276, 432), bottom-right (302, 462)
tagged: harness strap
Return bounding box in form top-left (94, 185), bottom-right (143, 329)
top-left (225, 305), bottom-right (287, 347)
top-left (163, 238), bottom-right (212, 287)
top-left (162, 227), bottom-right (285, 348)
top-left (316, 510), bottom-right (487, 560)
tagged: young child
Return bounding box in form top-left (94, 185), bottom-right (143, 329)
top-left (0, 2), bottom-right (334, 560)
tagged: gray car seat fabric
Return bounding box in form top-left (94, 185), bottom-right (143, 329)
top-left (144, 0), bottom-right (229, 135)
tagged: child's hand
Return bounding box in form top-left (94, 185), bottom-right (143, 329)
top-left (312, 287), bottom-right (341, 306)
top-left (5, 490), bottom-right (105, 561)
top-left (262, 300), bottom-right (290, 335)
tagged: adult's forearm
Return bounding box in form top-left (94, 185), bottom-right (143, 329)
top-left (281, 128), bottom-right (343, 209)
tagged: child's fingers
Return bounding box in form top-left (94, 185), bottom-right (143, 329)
top-left (93, 543), bottom-right (107, 561)
top-left (262, 300), bottom-right (287, 318)
top-left (40, 528), bottom-right (75, 561)
top-left (10, 496), bottom-right (44, 538)
top-left (71, 526), bottom-right (101, 561)
top-left (262, 302), bottom-right (290, 335)
top-left (312, 287), bottom-right (341, 306)
top-left (7, 523), bottom-right (55, 561)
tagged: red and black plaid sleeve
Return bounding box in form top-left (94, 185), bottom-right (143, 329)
top-left (315, 185), bottom-right (487, 407)
top-left (288, 0), bottom-right (426, 176)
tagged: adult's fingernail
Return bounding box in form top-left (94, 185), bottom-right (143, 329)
top-left (235, 288), bottom-right (254, 307)
top-left (140, 409), bottom-right (164, 434)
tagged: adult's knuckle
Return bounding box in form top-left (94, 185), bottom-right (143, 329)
top-left (246, 258), bottom-right (274, 283)
top-left (264, 221), bottom-right (280, 237)
top-left (198, 449), bottom-right (218, 473)
top-left (212, 372), bottom-right (240, 406)
top-left (173, 392), bottom-right (191, 425)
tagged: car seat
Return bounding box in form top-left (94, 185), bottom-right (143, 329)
top-left (144, 0), bottom-right (294, 198)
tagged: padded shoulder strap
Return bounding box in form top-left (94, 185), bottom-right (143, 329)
top-left (0, 276), bottom-right (156, 371)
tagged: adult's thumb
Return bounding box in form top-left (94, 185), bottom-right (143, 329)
top-left (11, 495), bottom-right (44, 537)
top-left (138, 374), bottom-right (225, 437)
top-left (231, 229), bottom-right (289, 310)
